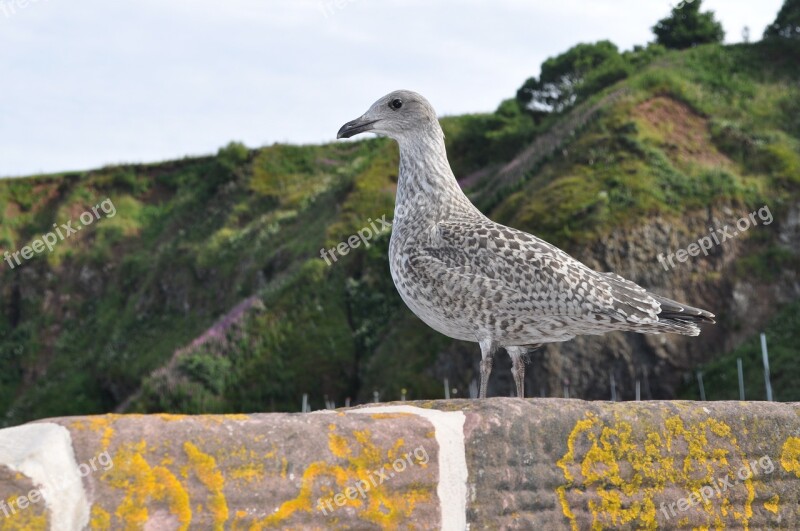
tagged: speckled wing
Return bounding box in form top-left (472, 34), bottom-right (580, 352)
top-left (415, 217), bottom-right (665, 328)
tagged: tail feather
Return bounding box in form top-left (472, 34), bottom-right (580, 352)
top-left (598, 272), bottom-right (715, 336)
top-left (652, 294), bottom-right (716, 324)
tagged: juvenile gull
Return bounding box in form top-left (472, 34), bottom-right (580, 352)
top-left (337, 90), bottom-right (715, 398)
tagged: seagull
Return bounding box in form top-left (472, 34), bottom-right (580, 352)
top-left (337, 90), bottom-right (715, 399)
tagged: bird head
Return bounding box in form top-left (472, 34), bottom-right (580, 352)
top-left (337, 90), bottom-right (440, 142)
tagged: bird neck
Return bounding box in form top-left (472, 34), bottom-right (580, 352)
top-left (394, 125), bottom-right (473, 223)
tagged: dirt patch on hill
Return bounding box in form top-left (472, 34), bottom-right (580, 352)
top-left (4, 202), bottom-right (20, 221)
top-left (634, 96), bottom-right (731, 168)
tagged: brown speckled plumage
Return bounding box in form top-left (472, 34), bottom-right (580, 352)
top-left (338, 90), bottom-right (715, 398)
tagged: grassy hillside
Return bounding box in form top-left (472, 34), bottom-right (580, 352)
top-left (1, 39), bottom-right (799, 425)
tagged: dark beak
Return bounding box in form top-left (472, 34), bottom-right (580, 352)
top-left (337, 117), bottom-right (378, 139)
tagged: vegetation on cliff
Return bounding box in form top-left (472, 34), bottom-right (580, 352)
top-left (1, 3), bottom-right (798, 424)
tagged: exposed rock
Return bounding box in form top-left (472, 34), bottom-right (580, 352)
top-left (435, 199), bottom-right (800, 402)
top-left (0, 399), bottom-right (798, 529)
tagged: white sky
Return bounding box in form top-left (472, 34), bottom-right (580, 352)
top-left (0, 0), bottom-right (784, 177)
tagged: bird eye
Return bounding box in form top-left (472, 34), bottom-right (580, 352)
top-left (389, 98), bottom-right (403, 110)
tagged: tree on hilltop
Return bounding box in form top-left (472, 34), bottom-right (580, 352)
top-left (764, 0), bottom-right (800, 39)
top-left (516, 41), bottom-right (628, 113)
top-left (652, 0), bottom-right (724, 49)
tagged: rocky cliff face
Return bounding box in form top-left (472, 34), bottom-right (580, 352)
top-left (1, 399), bottom-right (799, 529)
top-left (432, 200), bottom-right (800, 402)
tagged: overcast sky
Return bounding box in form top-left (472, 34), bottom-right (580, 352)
top-left (0, 0), bottom-right (784, 177)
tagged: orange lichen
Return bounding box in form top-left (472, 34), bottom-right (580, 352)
top-left (90, 505), bottom-right (111, 530)
top-left (222, 446), bottom-right (268, 484)
top-left (262, 446), bottom-right (278, 460)
top-left (157, 413), bottom-right (188, 422)
top-left (222, 414), bottom-right (250, 422)
top-left (764, 494), bottom-right (779, 514)
top-left (250, 426), bottom-right (433, 529)
top-left (184, 442), bottom-right (229, 529)
top-left (104, 440), bottom-right (192, 529)
top-left (557, 412), bottom-right (753, 530)
top-left (369, 413), bottom-right (414, 420)
top-left (230, 463), bottom-right (265, 484)
top-left (231, 510), bottom-right (253, 531)
top-left (69, 415), bottom-right (117, 449)
top-left (89, 417), bottom-right (117, 449)
top-left (328, 425), bottom-right (350, 458)
top-left (0, 495), bottom-right (48, 531)
top-left (780, 437), bottom-right (800, 476)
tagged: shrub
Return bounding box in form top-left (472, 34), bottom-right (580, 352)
top-left (516, 41), bottom-right (626, 113)
top-left (764, 0), bottom-right (800, 40)
top-left (217, 141), bottom-right (250, 167)
top-left (177, 350), bottom-right (232, 395)
top-left (652, 0), bottom-right (725, 50)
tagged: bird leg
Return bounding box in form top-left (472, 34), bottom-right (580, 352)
top-left (512, 357), bottom-right (525, 398)
top-left (506, 346), bottom-right (527, 398)
top-left (478, 339), bottom-right (497, 399)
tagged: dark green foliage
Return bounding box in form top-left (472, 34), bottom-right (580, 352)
top-left (178, 350), bottom-right (232, 395)
top-left (777, 92), bottom-right (800, 137)
top-left (441, 99), bottom-right (537, 176)
top-left (736, 245), bottom-right (799, 281)
top-left (0, 140), bottom-right (380, 424)
top-left (0, 323), bottom-right (28, 413)
top-left (622, 44), bottom-right (668, 70)
top-left (217, 141), bottom-right (251, 168)
top-left (493, 41), bottom-right (799, 247)
top-left (764, 0), bottom-right (800, 39)
top-left (679, 300), bottom-right (800, 401)
top-left (652, 0), bottom-right (725, 49)
top-left (108, 169), bottom-right (149, 195)
top-left (516, 41), bottom-right (628, 113)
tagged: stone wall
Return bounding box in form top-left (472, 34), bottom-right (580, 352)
top-left (0, 399), bottom-right (799, 529)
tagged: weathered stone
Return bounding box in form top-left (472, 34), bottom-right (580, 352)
top-left (0, 399), bottom-right (799, 530)
top-left (460, 399), bottom-right (800, 529)
top-left (0, 466), bottom-right (50, 528)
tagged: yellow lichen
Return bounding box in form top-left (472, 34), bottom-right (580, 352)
top-left (369, 413), bottom-right (414, 420)
top-left (104, 440), bottom-right (192, 529)
top-left (184, 442), bottom-right (229, 529)
top-left (780, 437), bottom-right (800, 476)
top-left (556, 416), bottom-right (596, 528)
top-left (250, 427), bottom-right (432, 529)
top-left (154, 467), bottom-right (193, 528)
top-left (280, 457), bottom-right (288, 479)
top-left (231, 509), bottom-right (253, 531)
top-left (328, 424), bottom-right (350, 458)
top-left (221, 446), bottom-right (268, 484)
top-left (0, 495), bottom-right (48, 531)
top-left (764, 494), bottom-right (779, 514)
top-left (70, 416), bottom-right (117, 449)
top-left (557, 412), bottom-right (753, 530)
top-left (90, 505), bottom-right (111, 530)
top-left (89, 417), bottom-right (117, 449)
top-left (222, 414), bottom-right (250, 422)
top-left (230, 463), bottom-right (265, 484)
top-left (262, 446), bottom-right (278, 459)
top-left (157, 414), bottom-right (188, 422)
